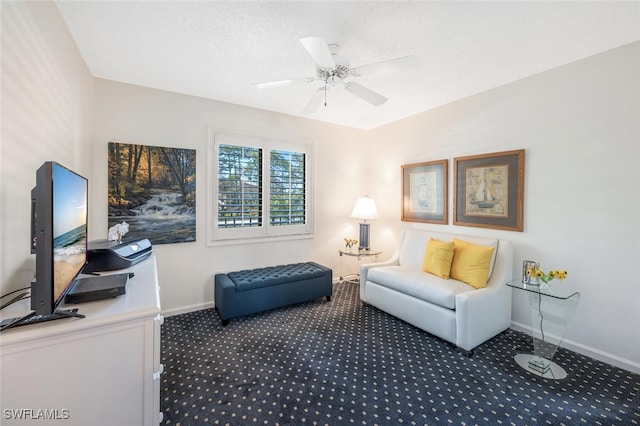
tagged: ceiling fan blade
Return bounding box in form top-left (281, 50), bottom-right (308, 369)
top-left (253, 77), bottom-right (316, 89)
top-left (302, 87), bottom-right (325, 114)
top-left (344, 82), bottom-right (388, 106)
top-left (299, 36), bottom-right (335, 69)
top-left (350, 55), bottom-right (417, 77)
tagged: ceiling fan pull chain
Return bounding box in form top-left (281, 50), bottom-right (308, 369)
top-left (324, 83), bottom-right (327, 107)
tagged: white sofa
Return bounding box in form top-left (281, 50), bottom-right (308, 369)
top-left (360, 228), bottom-right (513, 355)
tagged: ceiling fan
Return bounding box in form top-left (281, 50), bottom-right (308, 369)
top-left (254, 36), bottom-right (416, 114)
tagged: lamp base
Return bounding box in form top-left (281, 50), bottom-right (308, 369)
top-left (358, 223), bottom-right (370, 251)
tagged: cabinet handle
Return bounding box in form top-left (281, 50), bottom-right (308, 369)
top-left (153, 363), bottom-right (164, 380)
top-left (155, 314), bottom-right (164, 325)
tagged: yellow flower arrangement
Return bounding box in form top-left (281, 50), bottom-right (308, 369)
top-left (344, 238), bottom-right (358, 249)
top-left (526, 266), bottom-right (568, 284)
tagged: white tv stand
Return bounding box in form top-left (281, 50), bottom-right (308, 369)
top-left (0, 256), bottom-right (163, 425)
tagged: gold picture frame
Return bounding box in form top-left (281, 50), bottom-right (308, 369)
top-left (453, 150), bottom-right (524, 231)
top-left (401, 159), bottom-right (448, 224)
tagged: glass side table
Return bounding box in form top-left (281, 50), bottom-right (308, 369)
top-left (507, 280), bottom-right (581, 379)
top-left (338, 249), bottom-right (381, 284)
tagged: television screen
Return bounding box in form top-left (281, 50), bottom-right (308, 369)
top-left (30, 162), bottom-right (88, 316)
top-left (52, 162), bottom-right (88, 305)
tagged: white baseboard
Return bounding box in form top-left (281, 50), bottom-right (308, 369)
top-left (162, 301), bottom-right (214, 318)
top-left (510, 321), bottom-right (639, 374)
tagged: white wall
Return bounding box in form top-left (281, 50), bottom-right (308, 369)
top-left (0, 1), bottom-right (93, 293)
top-left (2, 1), bottom-right (638, 374)
top-left (91, 79), bottom-right (369, 314)
top-left (367, 42), bottom-right (640, 373)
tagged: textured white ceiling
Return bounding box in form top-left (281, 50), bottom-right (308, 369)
top-left (55, 1), bottom-right (640, 130)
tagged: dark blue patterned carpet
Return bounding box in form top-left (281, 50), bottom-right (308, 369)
top-left (161, 282), bottom-right (639, 425)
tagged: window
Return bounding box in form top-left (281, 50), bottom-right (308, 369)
top-left (217, 144), bottom-right (263, 229)
top-left (208, 132), bottom-right (313, 243)
top-left (270, 149), bottom-right (306, 227)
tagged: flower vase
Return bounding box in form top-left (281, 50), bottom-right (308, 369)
top-left (522, 260), bottom-right (540, 285)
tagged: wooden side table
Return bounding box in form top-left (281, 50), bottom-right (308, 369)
top-left (338, 248), bottom-right (381, 284)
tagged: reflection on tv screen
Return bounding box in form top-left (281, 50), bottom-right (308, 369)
top-left (52, 163), bottom-right (88, 303)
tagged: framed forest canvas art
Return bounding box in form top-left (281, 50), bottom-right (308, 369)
top-left (108, 142), bottom-right (196, 244)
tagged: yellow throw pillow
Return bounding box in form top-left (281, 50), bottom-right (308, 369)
top-left (422, 238), bottom-right (455, 279)
top-left (450, 239), bottom-right (495, 288)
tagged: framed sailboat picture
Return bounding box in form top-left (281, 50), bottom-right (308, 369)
top-left (453, 150), bottom-right (524, 231)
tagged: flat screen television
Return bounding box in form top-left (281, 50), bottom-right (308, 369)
top-left (30, 161), bottom-right (88, 317)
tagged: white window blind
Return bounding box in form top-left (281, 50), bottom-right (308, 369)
top-left (270, 150), bottom-right (306, 226)
top-left (217, 144), bottom-right (262, 228)
top-left (208, 132), bottom-right (313, 243)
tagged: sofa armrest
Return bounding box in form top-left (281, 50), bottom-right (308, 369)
top-left (360, 251), bottom-right (399, 280)
top-left (455, 239), bottom-right (513, 351)
top-left (455, 284), bottom-right (512, 351)
top-left (359, 250), bottom-right (400, 301)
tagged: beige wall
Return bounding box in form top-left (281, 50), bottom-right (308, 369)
top-left (1, 1), bottom-right (638, 373)
top-left (1, 1), bottom-right (93, 294)
top-left (368, 42), bottom-right (640, 372)
top-left (90, 79), bottom-right (369, 313)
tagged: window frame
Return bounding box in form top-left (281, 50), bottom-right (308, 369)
top-left (207, 130), bottom-right (313, 245)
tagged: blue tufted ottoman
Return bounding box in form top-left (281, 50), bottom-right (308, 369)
top-left (214, 262), bottom-right (332, 325)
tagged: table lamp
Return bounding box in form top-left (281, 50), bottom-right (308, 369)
top-left (350, 196), bottom-right (379, 251)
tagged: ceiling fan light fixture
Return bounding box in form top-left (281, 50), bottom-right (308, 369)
top-left (259, 35), bottom-right (412, 113)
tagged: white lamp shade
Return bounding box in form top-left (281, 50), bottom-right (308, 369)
top-left (350, 196), bottom-right (379, 220)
